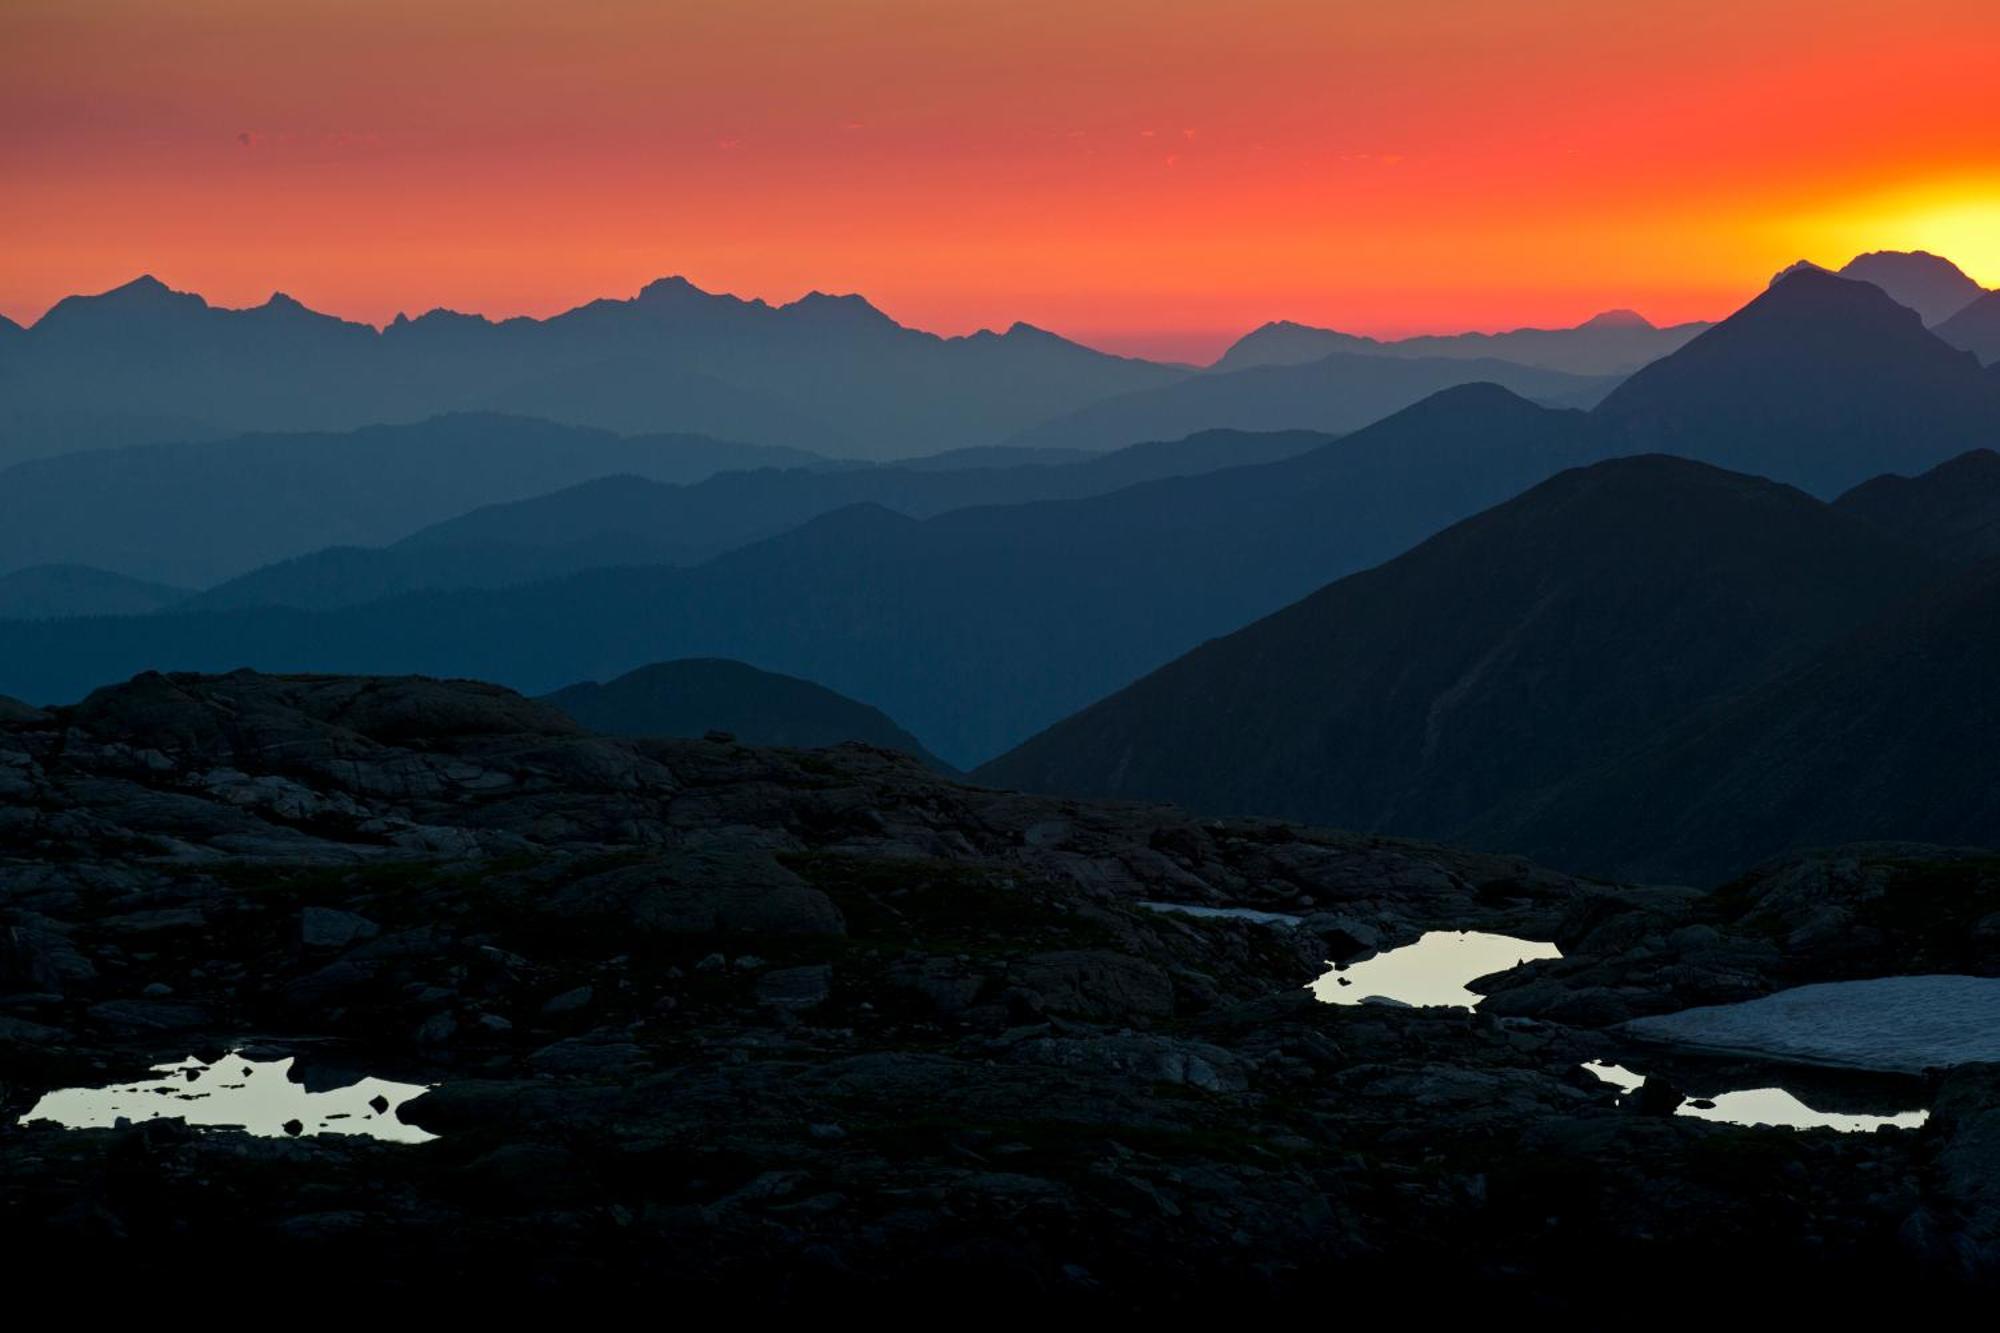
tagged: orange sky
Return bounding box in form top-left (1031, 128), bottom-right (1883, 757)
top-left (4, 0), bottom-right (1998, 361)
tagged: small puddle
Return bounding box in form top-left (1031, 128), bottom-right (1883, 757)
top-left (1141, 901), bottom-right (1303, 926)
top-left (1581, 1061), bottom-right (1928, 1133)
top-left (17, 1052), bottom-right (436, 1144)
top-left (1313, 930), bottom-right (1560, 1009)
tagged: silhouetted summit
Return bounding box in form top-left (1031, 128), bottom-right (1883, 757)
top-left (391, 425), bottom-right (1327, 560)
top-left (184, 428), bottom-right (1333, 612)
top-left (1577, 309), bottom-right (1653, 329)
top-left (0, 274), bottom-right (1186, 464)
top-left (35, 273), bottom-right (205, 326)
top-left (1768, 259), bottom-right (1830, 285)
top-left (544, 658), bottom-right (949, 769)
top-left (785, 290), bottom-right (901, 330)
top-left (1208, 320), bottom-right (1381, 370)
top-left (976, 454), bottom-right (1936, 868)
top-left (1594, 267), bottom-right (2000, 494)
top-left (0, 387), bottom-right (1604, 763)
top-left (1213, 309), bottom-right (1703, 376)
top-left (0, 414), bottom-right (830, 587)
top-left (1006, 349), bottom-right (1609, 451)
top-left (1835, 448), bottom-right (2000, 565)
top-left (1838, 249), bottom-right (1987, 325)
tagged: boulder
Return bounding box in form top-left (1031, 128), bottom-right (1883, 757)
top-left (85, 998), bottom-right (211, 1032)
top-left (1021, 1034), bottom-right (1246, 1091)
top-left (544, 853), bottom-right (845, 938)
top-left (756, 964), bottom-right (833, 1009)
top-left (529, 1034), bottom-right (647, 1078)
top-left (1008, 950), bottom-right (1175, 1021)
top-left (540, 985), bottom-right (595, 1017)
top-left (1929, 1064), bottom-right (2000, 1277)
top-left (300, 906), bottom-right (381, 949)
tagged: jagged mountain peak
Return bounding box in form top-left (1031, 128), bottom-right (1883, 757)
top-left (1766, 251), bottom-right (1988, 326)
top-left (782, 289), bottom-right (896, 325)
top-left (634, 274), bottom-right (708, 302)
top-left (109, 273), bottom-right (177, 298)
top-left (30, 273), bottom-right (211, 334)
top-left (1669, 265), bottom-right (1954, 353)
top-left (1769, 258), bottom-right (1833, 286)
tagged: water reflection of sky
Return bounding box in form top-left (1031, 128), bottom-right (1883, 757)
top-left (17, 1053), bottom-right (436, 1144)
top-left (1312, 930), bottom-right (1561, 1008)
top-left (1580, 1060), bottom-right (1927, 1133)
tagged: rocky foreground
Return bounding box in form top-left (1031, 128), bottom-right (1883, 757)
top-left (2, 671), bottom-right (1997, 1312)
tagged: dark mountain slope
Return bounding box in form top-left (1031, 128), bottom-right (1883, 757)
top-left (1005, 350), bottom-right (1613, 451)
top-left (0, 386), bottom-right (1600, 764)
top-left (1838, 250), bottom-right (1986, 325)
top-left (975, 456), bottom-right (1936, 839)
top-left (1472, 557), bottom-right (2000, 882)
top-left (543, 658), bottom-right (950, 770)
top-left (12, 266), bottom-right (1993, 764)
top-left (0, 414), bottom-right (829, 587)
top-left (891, 444), bottom-right (1094, 470)
top-left (1834, 449), bottom-right (2000, 565)
top-left (0, 565), bottom-right (188, 620)
top-left (1936, 291), bottom-right (2000, 365)
top-left (178, 539), bottom-right (703, 615)
top-left (399, 427), bottom-right (1334, 557)
top-left (186, 428), bottom-right (1335, 611)
top-left (1593, 269), bottom-right (2000, 495)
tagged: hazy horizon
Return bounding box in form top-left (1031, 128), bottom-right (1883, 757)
top-left (0, 263), bottom-right (1852, 367)
top-left (6, 1), bottom-right (1995, 356)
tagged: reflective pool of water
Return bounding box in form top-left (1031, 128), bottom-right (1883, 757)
top-left (1312, 930), bottom-right (1561, 1008)
top-left (17, 1052), bottom-right (436, 1144)
top-left (1140, 901), bottom-right (1303, 926)
top-left (1580, 1060), bottom-right (1927, 1133)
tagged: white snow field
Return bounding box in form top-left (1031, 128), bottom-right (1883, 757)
top-left (1619, 975), bottom-right (2000, 1073)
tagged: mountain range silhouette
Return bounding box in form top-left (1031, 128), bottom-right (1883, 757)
top-left (3, 252), bottom-right (1997, 876)
top-left (0, 273), bottom-right (1181, 464)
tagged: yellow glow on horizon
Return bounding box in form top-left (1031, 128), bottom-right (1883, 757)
top-left (1893, 199), bottom-right (2000, 288)
top-left (1788, 181), bottom-right (2000, 287)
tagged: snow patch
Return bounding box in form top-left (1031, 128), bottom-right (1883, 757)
top-left (1619, 975), bottom-right (2000, 1074)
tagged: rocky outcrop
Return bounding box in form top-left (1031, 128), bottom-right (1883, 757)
top-left (0, 671), bottom-right (1990, 1310)
top-left (1479, 846), bottom-right (2000, 1025)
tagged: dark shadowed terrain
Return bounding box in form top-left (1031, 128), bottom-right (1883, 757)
top-left (975, 456), bottom-right (1943, 863)
top-left (4, 671), bottom-right (1996, 1312)
top-left (178, 428), bottom-right (1334, 612)
top-left (544, 658), bottom-right (951, 771)
top-left (0, 414), bottom-right (836, 587)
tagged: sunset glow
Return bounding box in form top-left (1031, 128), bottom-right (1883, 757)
top-left (5, 0), bottom-right (1997, 359)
